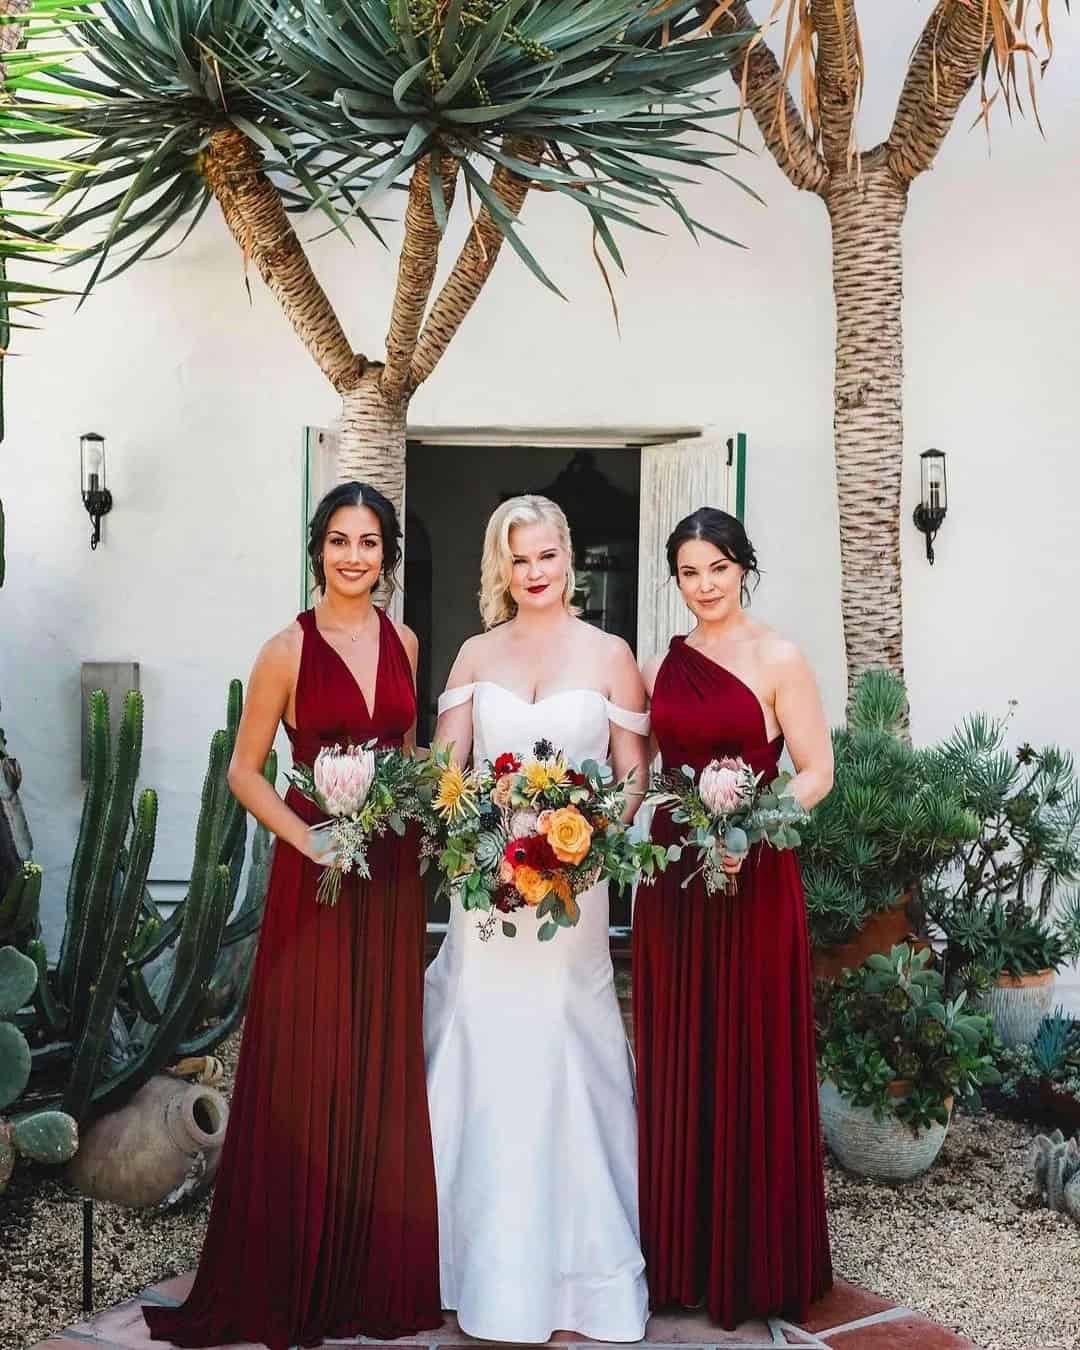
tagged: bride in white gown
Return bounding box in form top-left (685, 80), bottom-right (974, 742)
top-left (424, 494), bottom-right (651, 1344)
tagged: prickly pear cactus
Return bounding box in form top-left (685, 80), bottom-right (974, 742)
top-left (0, 944), bottom-right (78, 1193)
top-left (1029, 1129), bottom-right (1080, 1221)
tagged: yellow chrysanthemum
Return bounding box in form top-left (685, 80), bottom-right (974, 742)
top-left (434, 764), bottom-right (478, 822)
top-left (523, 757), bottom-right (570, 797)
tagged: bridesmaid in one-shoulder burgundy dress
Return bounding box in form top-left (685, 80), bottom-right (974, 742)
top-left (146, 486), bottom-right (440, 1349)
top-left (633, 509), bottom-right (832, 1330)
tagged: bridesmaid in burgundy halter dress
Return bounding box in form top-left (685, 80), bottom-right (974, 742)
top-left (633, 508), bottom-right (834, 1330)
top-left (145, 483), bottom-right (440, 1349)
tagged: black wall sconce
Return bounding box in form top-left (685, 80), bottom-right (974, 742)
top-left (80, 432), bottom-right (113, 550)
top-left (913, 447), bottom-right (947, 564)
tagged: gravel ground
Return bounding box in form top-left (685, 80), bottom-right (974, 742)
top-left (826, 1112), bottom-right (1080, 1350)
top-left (2, 1044), bottom-right (1077, 1350)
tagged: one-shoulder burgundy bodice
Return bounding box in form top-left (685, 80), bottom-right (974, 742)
top-left (285, 608), bottom-right (416, 825)
top-left (651, 635), bottom-right (783, 782)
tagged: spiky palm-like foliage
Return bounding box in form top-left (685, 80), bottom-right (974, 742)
top-left (6, 0), bottom-right (752, 520)
top-left (922, 711), bottom-right (1080, 979)
top-left (800, 671), bottom-right (980, 949)
top-left (1, 0), bottom-right (95, 440)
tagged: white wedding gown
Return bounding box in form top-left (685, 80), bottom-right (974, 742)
top-left (424, 681), bottom-right (650, 1344)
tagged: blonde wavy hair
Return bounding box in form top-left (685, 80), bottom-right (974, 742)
top-left (479, 495), bottom-right (577, 629)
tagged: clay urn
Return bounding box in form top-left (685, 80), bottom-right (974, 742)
top-left (67, 1073), bottom-right (228, 1208)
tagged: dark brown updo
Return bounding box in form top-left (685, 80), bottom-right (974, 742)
top-left (665, 507), bottom-right (760, 605)
top-left (307, 481), bottom-right (402, 594)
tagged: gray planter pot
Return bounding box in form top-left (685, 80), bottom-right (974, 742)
top-left (819, 1079), bottom-right (950, 1182)
top-left (978, 969), bottom-right (1055, 1049)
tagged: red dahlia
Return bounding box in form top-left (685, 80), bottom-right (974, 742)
top-left (504, 834), bottom-right (558, 870)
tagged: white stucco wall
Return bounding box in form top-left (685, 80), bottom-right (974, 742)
top-left (1, 11), bottom-right (1078, 995)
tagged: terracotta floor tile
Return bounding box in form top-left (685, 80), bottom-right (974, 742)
top-left (68, 1296), bottom-right (262, 1350)
top-left (824, 1313), bottom-right (977, 1348)
top-left (798, 1281), bottom-right (896, 1335)
top-left (49, 1280), bottom-right (979, 1350)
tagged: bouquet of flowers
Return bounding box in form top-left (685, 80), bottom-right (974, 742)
top-left (423, 738), bottom-right (669, 941)
top-left (289, 742), bottom-right (430, 905)
top-left (647, 757), bottom-right (808, 895)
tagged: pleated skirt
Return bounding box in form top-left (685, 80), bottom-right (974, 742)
top-left (144, 824), bottom-right (441, 1349)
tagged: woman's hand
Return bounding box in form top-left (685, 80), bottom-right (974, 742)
top-left (301, 826), bottom-right (339, 866)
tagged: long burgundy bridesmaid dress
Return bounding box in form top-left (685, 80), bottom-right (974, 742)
top-left (632, 635), bottom-right (831, 1329)
top-left (144, 608), bottom-right (441, 1349)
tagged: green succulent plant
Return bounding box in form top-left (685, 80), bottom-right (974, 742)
top-left (816, 943), bottom-right (1001, 1135)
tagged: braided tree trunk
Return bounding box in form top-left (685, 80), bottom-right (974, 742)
top-left (826, 166), bottom-right (909, 681)
top-left (700, 0), bottom-right (1002, 708)
top-left (336, 368), bottom-right (407, 502)
top-left (200, 128), bottom-right (535, 573)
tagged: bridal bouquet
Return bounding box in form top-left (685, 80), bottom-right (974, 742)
top-left (647, 758), bottom-right (807, 895)
top-left (289, 742), bottom-right (430, 905)
top-left (423, 738), bottom-right (669, 941)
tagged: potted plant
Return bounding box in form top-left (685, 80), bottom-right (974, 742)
top-left (800, 672), bottom-right (979, 976)
top-left (816, 944), bottom-right (1000, 1182)
top-left (923, 714), bottom-right (1080, 1047)
top-left (998, 1009), bottom-right (1080, 1131)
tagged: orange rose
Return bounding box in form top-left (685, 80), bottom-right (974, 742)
top-left (545, 806), bottom-right (593, 865)
top-left (514, 865), bottom-right (552, 907)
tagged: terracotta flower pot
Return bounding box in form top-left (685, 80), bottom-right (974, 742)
top-left (67, 1073), bottom-right (228, 1209)
top-left (1038, 1076), bottom-right (1080, 1130)
top-left (819, 1079), bottom-right (952, 1181)
top-left (812, 893), bottom-right (916, 981)
top-left (979, 968), bottom-right (1056, 1049)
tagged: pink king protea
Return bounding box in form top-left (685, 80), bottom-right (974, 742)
top-left (314, 745), bottom-right (376, 818)
top-left (698, 758), bottom-right (748, 817)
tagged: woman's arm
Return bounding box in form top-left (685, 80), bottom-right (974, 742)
top-left (770, 640), bottom-right (834, 810)
top-left (432, 636), bottom-right (479, 768)
top-left (607, 640), bottom-right (650, 823)
top-left (227, 630), bottom-right (327, 861)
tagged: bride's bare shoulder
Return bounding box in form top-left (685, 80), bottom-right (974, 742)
top-left (572, 618), bottom-right (637, 669)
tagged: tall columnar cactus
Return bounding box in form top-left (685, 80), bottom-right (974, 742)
top-left (15, 680), bottom-right (273, 1129)
top-left (0, 945), bottom-right (78, 1193)
top-left (0, 859), bottom-right (41, 949)
top-left (1030, 1130), bottom-right (1080, 1221)
top-left (0, 698), bottom-right (34, 906)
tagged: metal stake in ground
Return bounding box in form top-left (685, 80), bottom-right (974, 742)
top-left (82, 1198), bottom-right (93, 1313)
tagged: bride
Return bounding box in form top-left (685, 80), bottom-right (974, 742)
top-left (424, 494), bottom-right (651, 1344)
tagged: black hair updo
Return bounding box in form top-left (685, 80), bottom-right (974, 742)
top-left (307, 481), bottom-right (402, 594)
top-left (665, 507), bottom-right (760, 606)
